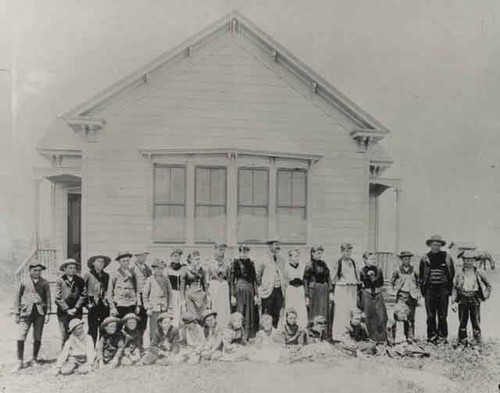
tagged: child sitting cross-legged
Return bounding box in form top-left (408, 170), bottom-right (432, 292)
top-left (248, 314), bottom-right (282, 363)
top-left (120, 313), bottom-right (143, 366)
top-left (52, 319), bottom-right (94, 376)
top-left (96, 316), bottom-right (125, 369)
top-left (307, 315), bottom-right (329, 344)
top-left (173, 311), bottom-right (206, 365)
top-left (281, 309), bottom-right (308, 347)
top-left (138, 311), bottom-right (180, 366)
top-left (341, 309), bottom-right (377, 356)
top-left (220, 312), bottom-right (248, 362)
top-left (201, 309), bottom-right (223, 361)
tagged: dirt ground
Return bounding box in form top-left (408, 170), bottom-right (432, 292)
top-left (1, 268), bottom-right (499, 393)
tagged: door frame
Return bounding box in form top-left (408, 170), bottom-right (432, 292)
top-left (63, 186), bottom-right (82, 263)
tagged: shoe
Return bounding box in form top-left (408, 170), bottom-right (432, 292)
top-left (11, 361), bottom-right (24, 373)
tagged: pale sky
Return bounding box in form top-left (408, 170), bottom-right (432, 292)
top-left (0, 0), bottom-right (499, 258)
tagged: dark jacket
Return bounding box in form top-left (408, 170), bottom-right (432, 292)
top-left (55, 274), bottom-right (87, 315)
top-left (419, 252), bottom-right (455, 296)
top-left (14, 277), bottom-right (52, 317)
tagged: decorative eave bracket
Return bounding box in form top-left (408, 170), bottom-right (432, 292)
top-left (350, 129), bottom-right (388, 152)
top-left (64, 117), bottom-right (106, 138)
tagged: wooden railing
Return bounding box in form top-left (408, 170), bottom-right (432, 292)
top-left (14, 248), bottom-right (58, 283)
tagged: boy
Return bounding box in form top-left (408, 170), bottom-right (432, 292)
top-left (121, 313), bottom-right (143, 366)
top-left (131, 251), bottom-right (152, 336)
top-left (139, 312), bottom-right (180, 365)
top-left (96, 316), bottom-right (125, 369)
top-left (307, 315), bottom-right (328, 343)
top-left (55, 259), bottom-right (87, 348)
top-left (143, 259), bottom-right (173, 341)
top-left (107, 251), bottom-right (139, 319)
top-left (451, 250), bottom-right (492, 346)
top-left (342, 310), bottom-right (377, 356)
top-left (53, 319), bottom-right (94, 376)
top-left (174, 312), bottom-right (206, 365)
top-left (390, 251), bottom-right (420, 343)
top-left (201, 309), bottom-right (223, 360)
top-left (13, 262), bottom-right (52, 371)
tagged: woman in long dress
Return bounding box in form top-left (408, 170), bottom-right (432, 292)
top-left (167, 248), bottom-right (185, 328)
top-left (183, 251), bottom-right (208, 323)
top-left (206, 243), bottom-right (231, 329)
top-left (331, 243), bottom-right (361, 341)
top-left (283, 248), bottom-right (308, 328)
top-left (303, 246), bottom-right (332, 329)
top-left (230, 245), bottom-right (259, 339)
top-left (359, 252), bottom-right (388, 343)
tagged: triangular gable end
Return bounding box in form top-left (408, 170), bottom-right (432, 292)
top-left (58, 11), bottom-right (389, 151)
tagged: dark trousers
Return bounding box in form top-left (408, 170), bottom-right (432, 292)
top-left (261, 287), bottom-right (283, 328)
top-left (137, 295), bottom-right (148, 334)
top-left (458, 295), bottom-right (481, 343)
top-left (115, 305), bottom-right (136, 319)
top-left (424, 291), bottom-right (449, 340)
top-left (87, 302), bottom-right (109, 344)
top-left (57, 310), bottom-right (83, 347)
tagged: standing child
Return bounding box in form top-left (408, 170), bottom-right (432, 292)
top-left (52, 319), bottom-right (94, 376)
top-left (13, 262), bottom-right (51, 371)
top-left (107, 252), bottom-right (139, 319)
top-left (121, 313), bottom-right (143, 366)
top-left (96, 316), bottom-right (125, 369)
top-left (174, 312), bottom-right (206, 365)
top-left (143, 259), bottom-right (173, 342)
top-left (167, 249), bottom-right (185, 328)
top-left (451, 250), bottom-right (492, 346)
top-left (390, 251), bottom-right (420, 343)
top-left (284, 249), bottom-right (308, 329)
top-left (201, 310), bottom-right (223, 360)
top-left (131, 251), bottom-right (153, 338)
top-left (139, 312), bottom-right (180, 366)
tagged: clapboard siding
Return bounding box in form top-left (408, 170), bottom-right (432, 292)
top-left (83, 33), bottom-right (369, 264)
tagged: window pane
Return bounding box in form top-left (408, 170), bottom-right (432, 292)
top-left (277, 207), bottom-right (306, 243)
top-left (154, 167), bottom-right (170, 203)
top-left (238, 169), bottom-right (253, 205)
top-left (154, 166), bottom-right (185, 204)
top-left (196, 168), bottom-right (211, 204)
top-left (237, 207), bottom-right (268, 243)
top-left (170, 167), bottom-right (186, 204)
top-left (153, 205), bottom-right (185, 242)
top-left (210, 169), bottom-right (226, 205)
top-left (277, 171), bottom-right (292, 206)
top-left (291, 171), bottom-right (306, 206)
top-left (253, 170), bottom-right (269, 205)
top-left (195, 206), bottom-right (226, 242)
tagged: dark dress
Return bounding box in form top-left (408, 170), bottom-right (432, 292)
top-left (359, 265), bottom-right (388, 342)
top-left (231, 258), bottom-right (259, 338)
top-left (303, 259), bottom-right (332, 325)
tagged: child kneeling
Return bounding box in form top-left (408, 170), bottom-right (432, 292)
top-left (139, 312), bottom-right (180, 365)
top-left (53, 319), bottom-right (94, 376)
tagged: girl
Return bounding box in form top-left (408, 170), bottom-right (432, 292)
top-left (359, 252), bottom-right (388, 343)
top-left (230, 245), bottom-right (259, 338)
top-left (139, 312), bottom-right (180, 365)
top-left (201, 310), bottom-right (223, 360)
top-left (96, 316), bottom-right (125, 369)
top-left (167, 249), bottom-right (185, 327)
top-left (331, 243), bottom-right (361, 341)
top-left (221, 312), bottom-right (248, 361)
top-left (250, 314), bottom-right (282, 363)
top-left (121, 313), bottom-right (143, 366)
top-left (342, 309), bottom-right (377, 356)
top-left (175, 312), bottom-right (206, 365)
top-left (281, 309), bottom-right (307, 347)
top-left (183, 251), bottom-right (208, 322)
top-left (207, 244), bottom-right (231, 329)
top-left (284, 249), bottom-right (308, 329)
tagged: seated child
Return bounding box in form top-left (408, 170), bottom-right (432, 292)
top-left (249, 314), bottom-right (282, 363)
top-left (201, 309), bottom-right (223, 361)
top-left (281, 309), bottom-right (307, 347)
top-left (307, 315), bottom-right (328, 344)
top-left (96, 316), bottom-right (125, 369)
top-left (254, 314), bottom-right (281, 346)
top-left (342, 310), bottom-right (377, 356)
top-left (173, 311), bottom-right (206, 365)
top-left (139, 311), bottom-right (180, 366)
top-left (221, 312), bottom-right (248, 361)
top-left (53, 319), bottom-right (94, 376)
top-left (121, 313), bottom-right (143, 366)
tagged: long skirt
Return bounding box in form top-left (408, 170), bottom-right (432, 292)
top-left (235, 280), bottom-right (258, 338)
top-left (209, 280), bottom-right (231, 329)
top-left (332, 284), bottom-right (359, 340)
top-left (360, 290), bottom-right (388, 342)
top-left (286, 285), bottom-right (308, 328)
top-left (185, 287), bottom-right (208, 322)
top-left (171, 290), bottom-right (182, 328)
top-left (307, 283), bottom-right (330, 326)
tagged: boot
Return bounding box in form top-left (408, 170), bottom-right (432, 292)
top-left (32, 341), bottom-right (42, 364)
top-left (13, 341), bottom-right (25, 372)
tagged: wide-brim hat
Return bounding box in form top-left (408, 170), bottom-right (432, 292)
top-left (28, 262), bottom-right (47, 271)
top-left (397, 251), bottom-right (414, 259)
top-left (214, 243), bottom-right (228, 249)
top-left (134, 251), bottom-right (150, 256)
top-left (266, 239), bottom-right (280, 245)
top-left (122, 313), bottom-right (141, 323)
top-left (87, 255), bottom-right (111, 270)
top-left (201, 309), bottom-right (217, 323)
top-left (59, 258), bottom-right (79, 272)
top-left (181, 311), bottom-right (196, 324)
top-left (151, 259), bottom-right (166, 268)
top-left (170, 248), bottom-right (183, 256)
top-left (311, 245), bottom-right (325, 253)
top-left (68, 318), bottom-right (84, 333)
top-left (100, 316), bottom-right (122, 329)
top-left (115, 251), bottom-right (133, 261)
top-left (340, 243), bottom-right (353, 251)
top-left (425, 235), bottom-right (446, 247)
top-left (460, 250), bottom-right (478, 260)
top-left (158, 311), bottom-right (174, 324)
top-left (239, 244), bottom-right (250, 252)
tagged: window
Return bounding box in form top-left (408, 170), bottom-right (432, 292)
top-left (237, 168), bottom-right (269, 243)
top-left (277, 169), bottom-right (307, 243)
top-left (153, 165), bottom-right (186, 242)
top-left (195, 167), bottom-right (226, 242)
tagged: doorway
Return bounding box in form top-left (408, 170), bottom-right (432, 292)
top-left (67, 193), bottom-right (81, 265)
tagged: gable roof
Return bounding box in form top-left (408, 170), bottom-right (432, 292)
top-left (40, 11), bottom-right (390, 153)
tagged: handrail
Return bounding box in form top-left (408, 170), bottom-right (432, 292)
top-left (14, 248), bottom-right (58, 283)
top-left (14, 248), bottom-right (37, 277)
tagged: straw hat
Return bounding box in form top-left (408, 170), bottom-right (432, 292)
top-left (115, 251), bottom-right (133, 261)
top-left (68, 319), bottom-right (84, 333)
top-left (87, 255), bottom-right (111, 270)
top-left (59, 258), bottom-right (79, 272)
top-left (425, 235), bottom-right (446, 247)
